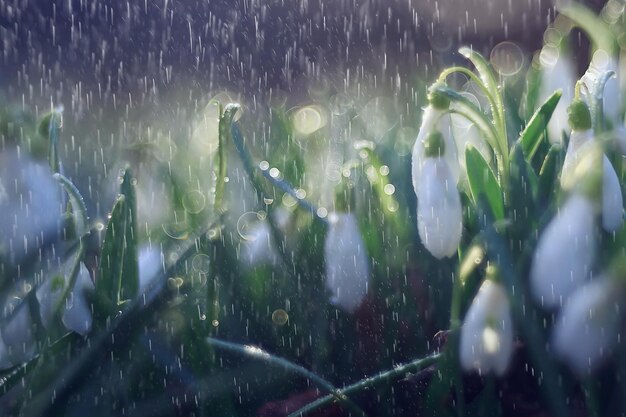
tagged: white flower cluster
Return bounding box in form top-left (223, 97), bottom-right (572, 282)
top-left (530, 97), bottom-right (625, 376)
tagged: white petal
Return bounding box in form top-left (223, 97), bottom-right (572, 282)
top-left (61, 264), bottom-right (95, 336)
top-left (601, 155), bottom-right (624, 232)
top-left (1, 304), bottom-right (36, 366)
top-left (324, 213), bottom-right (370, 313)
top-left (138, 245), bottom-right (165, 293)
top-left (417, 159), bottom-right (462, 259)
top-left (552, 277), bottom-right (621, 376)
top-left (411, 107), bottom-right (459, 193)
top-left (530, 194), bottom-right (595, 308)
top-left (460, 280), bottom-right (513, 376)
top-left (560, 129), bottom-right (593, 190)
top-left (240, 221), bottom-right (279, 267)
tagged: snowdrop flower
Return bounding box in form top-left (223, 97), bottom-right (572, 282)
top-left (411, 85), bottom-right (459, 190)
top-left (560, 99), bottom-right (623, 232)
top-left (0, 147), bottom-right (61, 264)
top-left (138, 245), bottom-right (165, 294)
top-left (538, 45), bottom-right (577, 143)
top-left (240, 221), bottom-right (279, 267)
top-left (415, 132), bottom-right (463, 259)
top-left (36, 260), bottom-right (94, 336)
top-left (324, 212), bottom-right (370, 313)
top-left (1, 301), bottom-right (36, 367)
top-left (530, 193), bottom-right (595, 309)
top-left (552, 276), bottom-right (623, 376)
top-left (460, 278), bottom-right (514, 376)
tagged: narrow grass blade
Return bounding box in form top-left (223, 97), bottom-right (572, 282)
top-left (519, 90), bottom-right (561, 160)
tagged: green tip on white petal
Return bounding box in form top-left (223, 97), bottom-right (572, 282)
top-left (567, 99), bottom-right (592, 131)
top-left (428, 83), bottom-right (451, 110)
top-left (423, 131), bottom-right (446, 158)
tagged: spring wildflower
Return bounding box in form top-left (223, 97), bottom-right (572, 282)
top-left (460, 278), bottom-right (514, 376)
top-left (324, 212), bottom-right (370, 313)
top-left (560, 99), bottom-right (623, 232)
top-left (552, 276), bottom-right (623, 376)
top-left (36, 260), bottom-right (94, 336)
top-left (415, 131), bottom-right (463, 259)
top-left (411, 84), bottom-right (459, 190)
top-left (530, 193), bottom-right (595, 309)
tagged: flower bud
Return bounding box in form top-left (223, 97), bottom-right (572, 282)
top-left (324, 213), bottom-right (370, 313)
top-left (460, 280), bottom-right (514, 376)
top-left (567, 100), bottom-right (592, 132)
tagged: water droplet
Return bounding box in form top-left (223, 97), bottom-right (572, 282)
top-left (293, 106), bottom-right (325, 135)
top-left (271, 309), bottom-right (289, 326)
top-left (192, 254), bottom-right (211, 273)
top-left (211, 319), bottom-right (219, 327)
top-left (490, 41), bottom-right (524, 76)
top-left (182, 190), bottom-right (206, 214)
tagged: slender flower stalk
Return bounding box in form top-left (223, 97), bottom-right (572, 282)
top-left (324, 212), bottom-right (370, 313)
top-left (459, 277), bottom-right (514, 376)
top-left (552, 276), bottom-right (623, 376)
top-left (415, 131), bottom-right (462, 259)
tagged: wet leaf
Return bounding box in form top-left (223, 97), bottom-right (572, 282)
top-left (465, 144), bottom-right (504, 220)
top-left (519, 90), bottom-right (561, 160)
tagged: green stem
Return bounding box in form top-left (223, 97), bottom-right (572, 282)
top-left (50, 243), bottom-right (86, 325)
top-left (438, 67), bottom-right (498, 111)
top-left (206, 337), bottom-right (367, 417)
top-left (289, 353), bottom-right (441, 417)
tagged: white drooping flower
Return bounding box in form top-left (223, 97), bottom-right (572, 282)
top-left (530, 193), bottom-right (595, 309)
top-left (552, 276), bottom-right (623, 376)
top-left (324, 212), bottom-right (370, 313)
top-left (460, 279), bottom-right (514, 376)
top-left (1, 302), bottom-right (36, 367)
top-left (415, 131), bottom-right (462, 259)
top-left (560, 100), bottom-right (624, 232)
top-left (36, 259), bottom-right (94, 336)
top-left (0, 147), bottom-right (61, 263)
top-left (411, 95), bottom-right (459, 190)
top-left (538, 45), bottom-right (577, 144)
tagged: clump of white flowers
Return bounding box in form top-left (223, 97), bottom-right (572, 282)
top-left (323, 212), bottom-right (370, 313)
top-left (413, 125), bottom-right (463, 259)
top-left (460, 273), bottom-right (514, 376)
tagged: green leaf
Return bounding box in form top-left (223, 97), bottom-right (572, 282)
top-left (39, 111), bottom-right (61, 173)
top-left (53, 173), bottom-right (89, 238)
top-left (215, 103), bottom-right (240, 213)
top-left (465, 144), bottom-right (505, 220)
top-left (557, 2), bottom-right (618, 54)
top-left (537, 145), bottom-right (563, 209)
top-left (507, 143), bottom-right (537, 242)
top-left (519, 90), bottom-right (562, 160)
top-left (96, 169), bottom-right (139, 316)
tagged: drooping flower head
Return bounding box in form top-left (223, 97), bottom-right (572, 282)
top-left (560, 99), bottom-right (624, 232)
top-left (460, 276), bottom-right (514, 376)
top-left (530, 193), bottom-right (596, 309)
top-left (411, 84), bottom-right (459, 193)
top-left (415, 131), bottom-right (463, 259)
top-left (324, 212), bottom-right (370, 313)
top-left (552, 276), bottom-right (623, 376)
